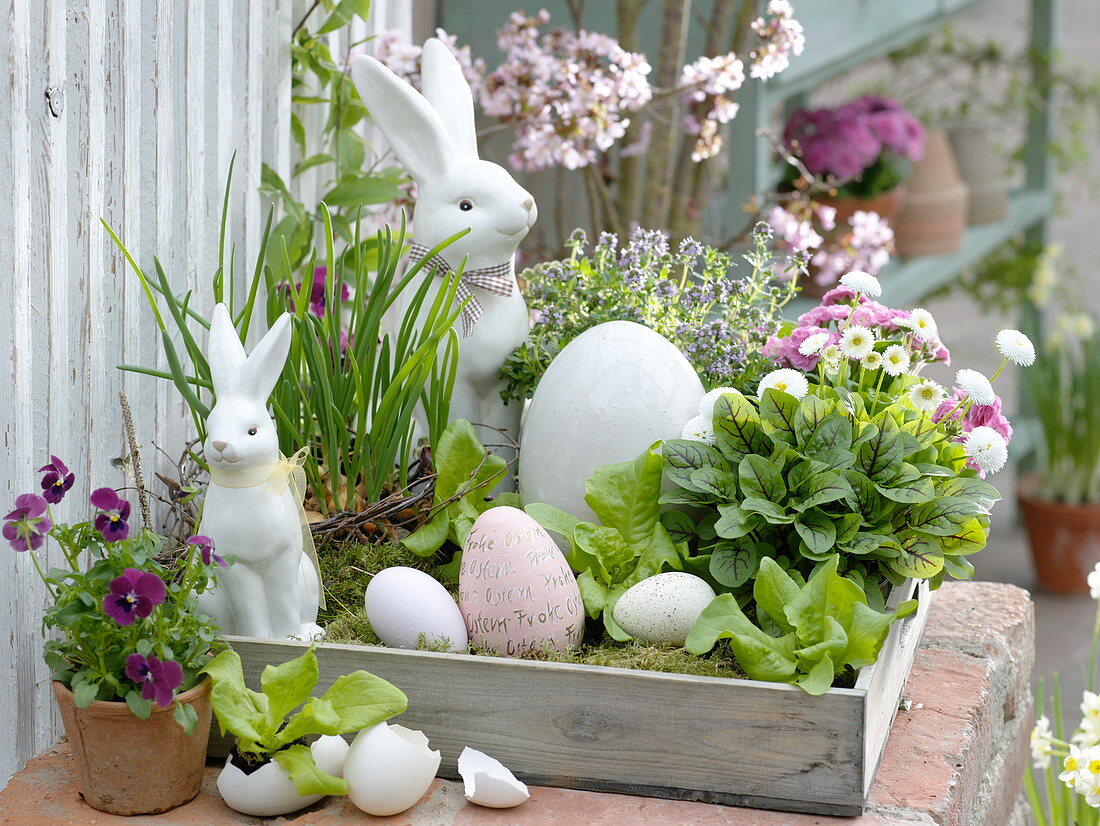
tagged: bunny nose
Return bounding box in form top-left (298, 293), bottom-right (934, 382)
top-left (212, 440), bottom-right (228, 453)
top-left (523, 197), bottom-right (534, 212)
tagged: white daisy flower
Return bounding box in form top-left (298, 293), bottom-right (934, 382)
top-left (699, 387), bottom-right (742, 418)
top-left (681, 414), bottom-right (716, 445)
top-left (1090, 563), bottom-right (1100, 600)
top-left (839, 325), bottom-right (876, 360)
top-left (862, 351), bottom-right (883, 370)
top-left (820, 344), bottom-right (843, 371)
top-left (1032, 715), bottom-right (1055, 769)
top-left (798, 332), bottom-right (831, 357)
top-left (995, 329), bottom-right (1036, 367)
top-left (956, 368), bottom-right (997, 406)
top-left (964, 426), bottom-right (1008, 474)
top-left (758, 368), bottom-right (809, 400)
top-left (909, 380), bottom-right (946, 413)
top-left (882, 344), bottom-right (911, 377)
top-left (839, 270), bottom-right (882, 298)
top-left (892, 316), bottom-right (913, 329)
top-left (908, 308), bottom-right (938, 342)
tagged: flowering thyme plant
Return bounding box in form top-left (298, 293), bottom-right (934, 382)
top-left (499, 224), bottom-right (798, 403)
top-left (664, 271), bottom-right (1031, 610)
top-left (7, 461), bottom-right (223, 732)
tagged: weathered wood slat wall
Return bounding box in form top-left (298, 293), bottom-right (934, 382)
top-left (0, 0), bottom-right (410, 787)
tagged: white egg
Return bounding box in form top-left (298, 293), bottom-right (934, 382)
top-left (365, 566), bottom-right (468, 652)
top-left (519, 321), bottom-right (704, 524)
top-left (612, 572), bottom-right (718, 646)
top-left (216, 736), bottom-right (345, 816)
top-left (344, 722), bottom-right (442, 816)
top-left (458, 747), bottom-right (530, 808)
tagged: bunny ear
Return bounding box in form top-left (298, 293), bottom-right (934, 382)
top-left (208, 303), bottom-right (247, 396)
top-left (420, 38), bottom-right (479, 160)
top-left (350, 54), bottom-right (455, 182)
top-left (236, 313), bottom-right (292, 404)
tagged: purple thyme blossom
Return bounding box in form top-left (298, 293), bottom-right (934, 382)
top-left (38, 456), bottom-right (74, 505)
top-left (90, 488), bottom-right (131, 542)
top-left (103, 568), bottom-right (166, 626)
top-left (125, 653), bottom-right (184, 708)
top-left (3, 494), bottom-right (52, 552)
top-left (186, 535), bottom-right (226, 568)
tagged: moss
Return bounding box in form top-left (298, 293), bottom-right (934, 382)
top-left (316, 539), bottom-right (434, 625)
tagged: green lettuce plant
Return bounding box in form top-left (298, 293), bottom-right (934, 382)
top-left (686, 555), bottom-right (916, 695)
top-left (525, 448), bottom-right (687, 639)
top-left (663, 387), bottom-right (998, 609)
top-left (203, 646), bottom-right (407, 796)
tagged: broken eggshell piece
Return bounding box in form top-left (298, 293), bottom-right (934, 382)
top-left (458, 747), bottom-right (530, 808)
top-left (216, 734), bottom-right (349, 817)
top-left (344, 722), bottom-right (441, 816)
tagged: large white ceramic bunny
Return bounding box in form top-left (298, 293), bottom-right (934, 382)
top-left (350, 39), bottom-right (536, 485)
top-left (196, 304), bottom-right (322, 640)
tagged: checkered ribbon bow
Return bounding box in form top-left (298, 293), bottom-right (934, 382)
top-left (408, 243), bottom-right (514, 337)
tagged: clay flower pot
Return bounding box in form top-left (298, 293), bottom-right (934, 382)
top-left (892, 129), bottom-right (969, 256)
top-left (1019, 488), bottom-right (1100, 593)
top-left (949, 126), bottom-right (1008, 225)
top-left (816, 183), bottom-right (908, 228)
top-left (53, 677), bottom-right (212, 815)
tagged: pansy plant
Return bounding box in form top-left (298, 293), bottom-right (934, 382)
top-left (8, 458), bottom-right (225, 731)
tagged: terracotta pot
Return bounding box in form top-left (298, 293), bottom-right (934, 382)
top-left (816, 184), bottom-right (909, 228)
top-left (949, 126), bottom-right (1008, 225)
top-left (53, 677), bottom-right (212, 815)
top-left (1018, 488), bottom-right (1100, 593)
top-left (892, 129), bottom-right (969, 256)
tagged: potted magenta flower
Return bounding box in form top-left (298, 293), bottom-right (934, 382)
top-left (5, 458), bottom-right (225, 815)
top-left (782, 95), bottom-right (925, 226)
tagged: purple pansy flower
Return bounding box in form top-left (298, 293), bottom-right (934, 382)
top-left (103, 568), bottom-right (166, 626)
top-left (90, 488), bottom-right (131, 542)
top-left (38, 456), bottom-right (75, 505)
top-left (2, 494), bottom-right (52, 552)
top-left (185, 535), bottom-right (226, 568)
top-left (125, 653), bottom-right (184, 708)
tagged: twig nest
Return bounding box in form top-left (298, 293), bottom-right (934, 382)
top-left (457, 747), bottom-right (530, 808)
top-left (612, 572), bottom-right (717, 646)
top-left (364, 566), bottom-right (468, 652)
top-left (216, 735), bottom-right (347, 817)
top-left (344, 723), bottom-right (441, 816)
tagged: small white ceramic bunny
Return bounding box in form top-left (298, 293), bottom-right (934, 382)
top-left (196, 304), bottom-right (322, 640)
top-left (350, 39), bottom-right (537, 486)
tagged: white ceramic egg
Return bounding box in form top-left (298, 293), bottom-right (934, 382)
top-left (365, 566), bottom-right (468, 652)
top-left (519, 321), bottom-right (704, 524)
top-left (344, 722), bottom-right (441, 816)
top-left (458, 747), bottom-right (530, 808)
top-left (612, 572), bottom-right (718, 646)
top-left (216, 735), bottom-right (348, 817)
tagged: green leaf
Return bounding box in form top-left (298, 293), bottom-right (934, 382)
top-left (125, 690), bottom-right (152, 720)
top-left (576, 570), bottom-right (610, 619)
top-left (753, 557), bottom-right (800, 634)
top-left (686, 594), bottom-right (799, 682)
top-left (876, 476), bottom-right (936, 504)
top-left (277, 697), bottom-right (345, 746)
top-left (857, 417), bottom-right (904, 479)
top-left (793, 394), bottom-right (832, 447)
top-left (738, 454), bottom-right (786, 502)
top-left (401, 510), bottom-right (449, 557)
top-left (525, 502), bottom-right (581, 543)
top-left (585, 448), bottom-right (663, 547)
top-left (173, 701), bottom-right (199, 736)
top-left (272, 743), bottom-right (348, 796)
top-left (793, 471), bottom-right (852, 512)
top-left (690, 467), bottom-right (739, 499)
top-left (660, 510), bottom-right (696, 545)
top-left (906, 497), bottom-right (983, 536)
top-left (941, 518), bottom-right (988, 555)
top-left (943, 554), bottom-right (976, 579)
top-left (759, 388), bottom-right (799, 442)
top-left (844, 471), bottom-right (884, 522)
top-left (319, 670), bottom-right (408, 732)
top-left (435, 420), bottom-right (506, 502)
top-left (261, 647), bottom-right (319, 725)
top-left (73, 678), bottom-right (99, 708)
top-left (202, 649), bottom-right (269, 743)
top-left (891, 531), bottom-right (945, 578)
top-left (575, 523), bottom-right (635, 585)
top-left (804, 417), bottom-right (853, 455)
top-left (714, 504), bottom-right (759, 539)
top-left (713, 392), bottom-right (767, 458)
top-left (709, 541), bottom-right (759, 588)
top-left (936, 477), bottom-right (1002, 512)
top-left (662, 439), bottom-right (727, 474)
top-left (796, 653), bottom-right (835, 696)
top-left (784, 555), bottom-right (863, 640)
top-left (740, 497), bottom-right (793, 523)
top-left (322, 174), bottom-right (403, 207)
top-left (794, 509), bottom-right (837, 557)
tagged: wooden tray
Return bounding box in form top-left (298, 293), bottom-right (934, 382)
top-left (211, 580), bottom-right (929, 817)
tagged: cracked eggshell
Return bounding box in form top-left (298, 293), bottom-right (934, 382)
top-left (458, 747), bottom-right (530, 808)
top-left (344, 722), bottom-right (441, 816)
top-left (365, 566), bottom-right (468, 652)
top-left (612, 572), bottom-right (718, 646)
top-left (519, 321), bottom-right (704, 524)
top-left (216, 736), bottom-right (345, 816)
top-left (460, 507), bottom-right (584, 656)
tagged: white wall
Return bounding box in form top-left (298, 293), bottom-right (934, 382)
top-left (0, 0), bottom-right (414, 788)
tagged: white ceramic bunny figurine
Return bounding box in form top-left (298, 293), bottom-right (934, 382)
top-left (196, 304), bottom-right (322, 640)
top-left (350, 39), bottom-right (537, 486)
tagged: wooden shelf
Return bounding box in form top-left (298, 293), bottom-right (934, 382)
top-left (787, 188), bottom-right (1053, 317)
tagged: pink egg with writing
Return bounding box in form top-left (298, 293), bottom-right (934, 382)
top-left (459, 507), bottom-right (584, 657)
